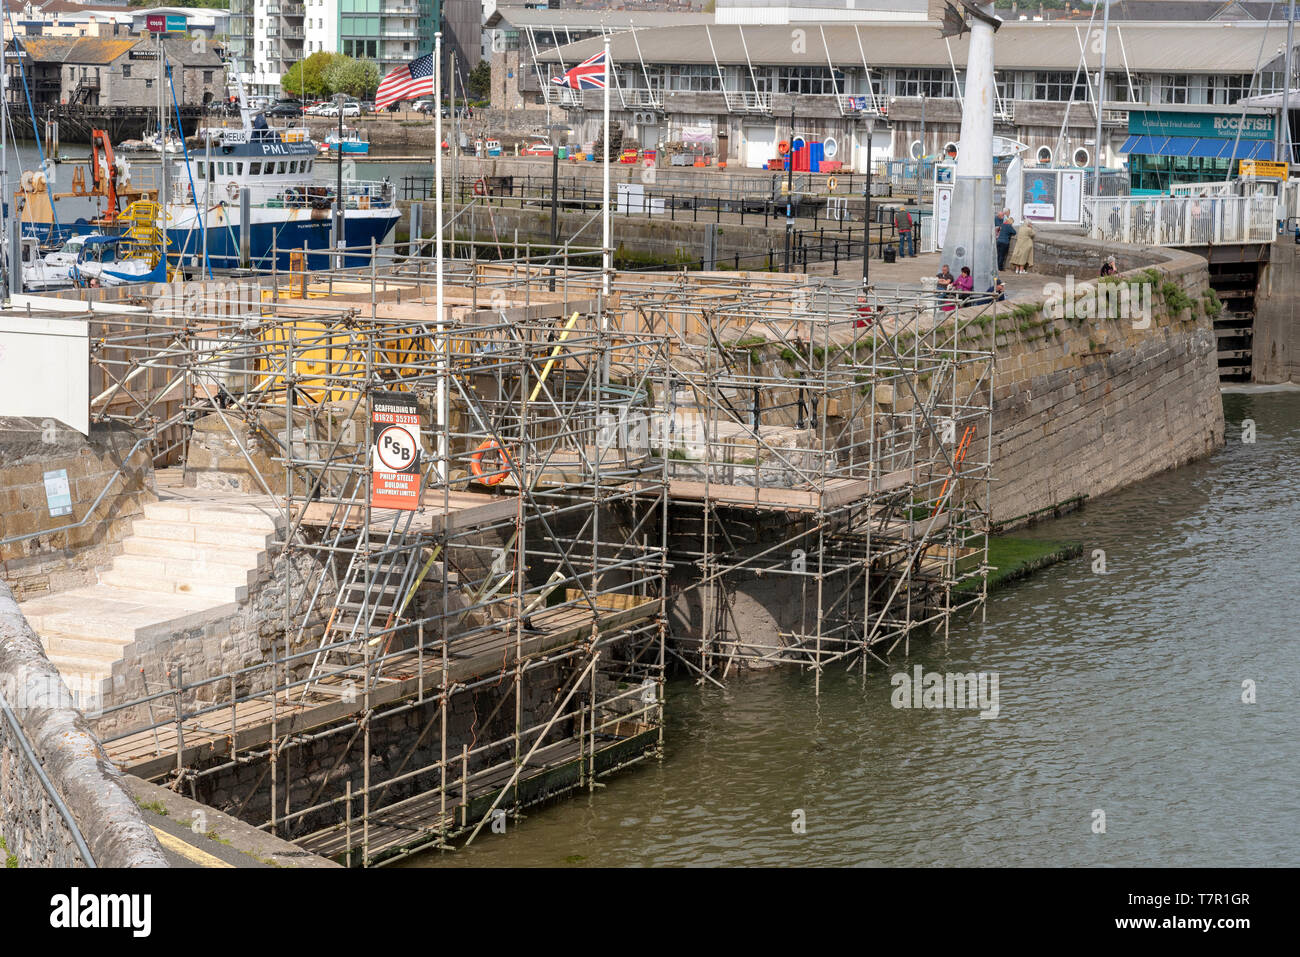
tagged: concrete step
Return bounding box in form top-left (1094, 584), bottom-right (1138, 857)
top-left (129, 518), bottom-right (201, 543)
top-left (107, 554), bottom-right (259, 587)
top-left (43, 631), bottom-right (137, 659)
top-left (44, 646), bottom-right (122, 673)
top-left (194, 525), bottom-right (277, 549)
top-left (143, 499), bottom-right (279, 532)
top-left (143, 499), bottom-right (279, 529)
top-left (123, 537), bottom-right (266, 567)
top-left (99, 569), bottom-right (245, 603)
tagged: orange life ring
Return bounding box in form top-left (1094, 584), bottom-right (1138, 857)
top-left (473, 178), bottom-right (487, 196)
top-left (778, 140), bottom-right (791, 156)
top-left (469, 439), bottom-right (512, 486)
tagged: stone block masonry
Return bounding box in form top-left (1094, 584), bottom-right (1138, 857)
top-left (958, 232), bottom-right (1225, 525)
top-left (0, 580), bottom-right (166, 867)
top-left (0, 418), bottom-right (156, 603)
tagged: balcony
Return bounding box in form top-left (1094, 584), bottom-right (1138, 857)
top-left (282, 3), bottom-right (305, 15)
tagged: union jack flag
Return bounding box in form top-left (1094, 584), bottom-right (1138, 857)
top-left (552, 51), bottom-right (607, 90)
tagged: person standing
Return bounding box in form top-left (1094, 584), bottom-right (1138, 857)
top-left (1007, 219), bottom-right (1035, 273)
top-left (996, 214), bottom-right (1016, 271)
top-left (894, 206), bottom-right (915, 258)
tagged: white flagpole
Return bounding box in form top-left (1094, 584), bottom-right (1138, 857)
top-left (602, 36), bottom-right (611, 312)
top-left (434, 34), bottom-right (447, 483)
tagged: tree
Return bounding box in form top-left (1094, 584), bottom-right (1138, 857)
top-left (325, 57), bottom-right (380, 98)
top-left (281, 51), bottom-right (340, 99)
top-left (468, 60), bottom-right (491, 102)
top-left (592, 121), bottom-right (624, 163)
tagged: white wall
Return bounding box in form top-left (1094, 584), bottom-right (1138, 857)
top-left (0, 315), bottom-right (90, 436)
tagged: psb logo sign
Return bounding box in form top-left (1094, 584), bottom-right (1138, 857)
top-left (375, 426), bottom-right (416, 470)
top-left (370, 391), bottom-right (421, 510)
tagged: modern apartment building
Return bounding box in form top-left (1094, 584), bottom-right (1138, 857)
top-left (230, 0), bottom-right (478, 97)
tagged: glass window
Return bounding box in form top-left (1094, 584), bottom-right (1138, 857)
top-left (777, 66), bottom-right (848, 96)
top-left (250, 162), bottom-right (262, 174)
top-left (1159, 75), bottom-right (1189, 104)
top-left (1033, 71), bottom-right (1089, 102)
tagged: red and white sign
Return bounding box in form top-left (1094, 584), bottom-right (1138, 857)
top-left (370, 392), bottom-right (421, 510)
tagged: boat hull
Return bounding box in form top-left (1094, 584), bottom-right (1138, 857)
top-left (164, 204), bottom-right (400, 271)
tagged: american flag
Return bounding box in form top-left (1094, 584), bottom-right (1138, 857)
top-left (551, 51), bottom-right (607, 90)
top-left (375, 53), bottom-right (436, 111)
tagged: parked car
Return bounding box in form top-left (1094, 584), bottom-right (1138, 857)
top-left (520, 141), bottom-right (554, 157)
top-left (412, 99), bottom-right (434, 113)
top-left (339, 102), bottom-right (361, 117)
top-left (267, 101), bottom-right (304, 118)
top-left (360, 101), bottom-right (376, 113)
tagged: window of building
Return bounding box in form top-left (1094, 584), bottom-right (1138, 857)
top-left (1206, 73), bottom-right (1254, 105)
top-left (145, 78), bottom-right (154, 88)
top-left (1032, 71), bottom-right (1090, 102)
top-left (777, 66), bottom-right (846, 96)
top-left (123, 65), bottom-right (131, 78)
top-left (203, 70), bottom-right (213, 83)
top-left (1159, 74), bottom-right (1190, 104)
top-left (892, 69), bottom-right (954, 99)
top-left (666, 64), bottom-right (721, 93)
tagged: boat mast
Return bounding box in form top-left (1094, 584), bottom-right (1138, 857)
top-left (1093, 0), bottom-right (1110, 197)
top-left (158, 31), bottom-right (168, 272)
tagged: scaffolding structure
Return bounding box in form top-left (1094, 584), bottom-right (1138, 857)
top-left (72, 247), bottom-right (670, 865)
top-left (25, 238), bottom-right (995, 863)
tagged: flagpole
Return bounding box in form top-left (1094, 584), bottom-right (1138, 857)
top-left (434, 33), bottom-right (447, 483)
top-left (602, 35), bottom-right (610, 318)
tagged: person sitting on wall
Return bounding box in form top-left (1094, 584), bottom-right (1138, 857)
top-left (1100, 254), bottom-right (1118, 277)
top-left (967, 277), bottom-right (1007, 306)
top-left (942, 266), bottom-right (974, 311)
top-left (936, 264), bottom-right (954, 289)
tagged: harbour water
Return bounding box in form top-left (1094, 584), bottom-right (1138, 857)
top-left (409, 390), bottom-right (1300, 867)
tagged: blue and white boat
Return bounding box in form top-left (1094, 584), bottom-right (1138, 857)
top-left (166, 113), bottom-right (399, 271)
top-left (319, 127), bottom-right (371, 156)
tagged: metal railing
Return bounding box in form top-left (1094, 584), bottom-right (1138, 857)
top-left (0, 690), bottom-right (97, 867)
top-left (722, 90), bottom-right (773, 113)
top-left (1084, 195), bottom-right (1277, 246)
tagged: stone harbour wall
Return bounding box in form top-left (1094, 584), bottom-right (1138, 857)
top-left (984, 233), bottom-right (1225, 525)
top-left (0, 581), bottom-right (166, 867)
top-left (0, 418), bottom-right (155, 602)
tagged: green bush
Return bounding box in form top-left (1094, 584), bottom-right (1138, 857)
top-left (1161, 280), bottom-right (1194, 314)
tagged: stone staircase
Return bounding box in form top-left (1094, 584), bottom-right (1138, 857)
top-left (19, 487), bottom-right (281, 708)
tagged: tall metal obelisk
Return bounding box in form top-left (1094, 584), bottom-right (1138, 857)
top-left (938, 2), bottom-right (1002, 292)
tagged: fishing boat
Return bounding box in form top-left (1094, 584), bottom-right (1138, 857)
top-left (166, 109), bottom-right (399, 271)
top-left (318, 127), bottom-right (371, 155)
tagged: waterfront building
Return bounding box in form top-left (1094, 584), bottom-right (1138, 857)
top-left (490, 10), bottom-right (1297, 172)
